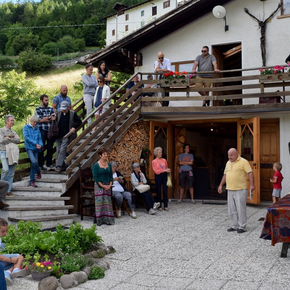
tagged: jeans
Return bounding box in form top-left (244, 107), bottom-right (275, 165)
top-left (112, 190), bottom-right (135, 212)
top-left (0, 151), bottom-right (16, 192)
top-left (56, 137), bottom-right (70, 169)
top-left (38, 129), bottom-right (54, 167)
top-left (26, 149), bottom-right (40, 182)
top-left (0, 254), bottom-right (19, 270)
top-left (0, 263), bottom-right (7, 290)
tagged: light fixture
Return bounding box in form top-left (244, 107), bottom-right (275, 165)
top-left (212, 5), bottom-right (229, 32)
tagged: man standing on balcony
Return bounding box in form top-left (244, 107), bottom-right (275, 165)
top-left (192, 46), bottom-right (220, 106)
top-left (154, 51), bottom-right (171, 107)
top-left (52, 85), bottom-right (73, 114)
top-left (0, 115), bottom-right (20, 196)
top-left (55, 101), bottom-right (81, 173)
top-left (35, 94), bottom-right (56, 171)
top-left (218, 148), bottom-right (254, 234)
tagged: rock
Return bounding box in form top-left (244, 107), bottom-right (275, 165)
top-left (70, 271), bottom-right (88, 284)
top-left (94, 260), bottom-right (110, 270)
top-left (83, 267), bottom-right (91, 277)
top-left (38, 276), bottom-right (59, 290)
top-left (95, 242), bottom-right (107, 250)
top-left (59, 274), bottom-right (74, 289)
top-left (107, 245), bottom-right (115, 252)
top-left (91, 249), bottom-right (106, 258)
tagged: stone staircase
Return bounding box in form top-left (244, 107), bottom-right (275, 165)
top-left (3, 171), bottom-right (78, 229)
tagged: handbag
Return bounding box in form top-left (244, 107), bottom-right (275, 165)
top-left (167, 173), bottom-right (172, 188)
top-left (47, 119), bottom-right (59, 140)
top-left (135, 184), bottom-right (150, 193)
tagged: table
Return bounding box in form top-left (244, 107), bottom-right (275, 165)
top-left (260, 194), bottom-right (290, 257)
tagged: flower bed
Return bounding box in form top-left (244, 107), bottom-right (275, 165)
top-left (161, 71), bottom-right (195, 87)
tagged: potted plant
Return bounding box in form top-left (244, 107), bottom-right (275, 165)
top-left (259, 65), bottom-right (290, 82)
top-left (24, 253), bottom-right (54, 281)
top-left (161, 71), bottom-right (196, 87)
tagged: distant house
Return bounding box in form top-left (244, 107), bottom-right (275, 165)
top-left (86, 0), bottom-right (290, 204)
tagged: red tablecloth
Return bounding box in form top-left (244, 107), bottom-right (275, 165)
top-left (260, 194), bottom-right (290, 246)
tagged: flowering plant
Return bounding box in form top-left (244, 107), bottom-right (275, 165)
top-left (163, 71), bottom-right (196, 79)
top-left (141, 147), bottom-right (151, 159)
top-left (24, 252), bottom-right (53, 273)
top-left (259, 65), bottom-right (285, 75)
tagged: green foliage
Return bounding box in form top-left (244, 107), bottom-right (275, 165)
top-left (0, 56), bottom-right (15, 68)
top-left (88, 265), bottom-right (105, 280)
top-left (0, 70), bottom-right (40, 119)
top-left (59, 35), bottom-right (77, 53)
top-left (42, 42), bottom-right (58, 56)
top-left (60, 252), bottom-right (93, 273)
top-left (11, 33), bottom-right (38, 55)
top-left (1, 221), bottom-right (102, 256)
top-left (75, 38), bottom-right (86, 52)
top-left (17, 48), bottom-right (52, 73)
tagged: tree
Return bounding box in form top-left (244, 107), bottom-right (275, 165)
top-left (0, 70), bottom-right (40, 119)
top-left (17, 48), bottom-right (52, 73)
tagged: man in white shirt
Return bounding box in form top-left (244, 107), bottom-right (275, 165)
top-left (154, 52), bottom-right (171, 107)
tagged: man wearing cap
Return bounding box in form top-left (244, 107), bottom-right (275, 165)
top-left (55, 101), bottom-right (81, 172)
top-left (52, 85), bottom-right (73, 113)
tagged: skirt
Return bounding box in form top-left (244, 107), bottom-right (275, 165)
top-left (94, 183), bottom-right (115, 226)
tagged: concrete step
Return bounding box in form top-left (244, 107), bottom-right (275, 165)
top-left (6, 196), bottom-right (70, 206)
top-left (12, 186), bottom-right (63, 197)
top-left (8, 214), bottom-right (79, 230)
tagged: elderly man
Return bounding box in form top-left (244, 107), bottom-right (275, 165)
top-left (154, 51), bottom-right (171, 107)
top-left (35, 94), bottom-right (56, 171)
top-left (55, 101), bottom-right (81, 173)
top-left (0, 115), bottom-right (20, 196)
top-left (52, 85), bottom-right (73, 113)
top-left (192, 46), bottom-right (220, 106)
top-left (218, 148), bottom-right (255, 233)
top-left (0, 180), bottom-right (9, 209)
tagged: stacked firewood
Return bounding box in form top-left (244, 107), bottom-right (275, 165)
top-left (109, 120), bottom-right (150, 177)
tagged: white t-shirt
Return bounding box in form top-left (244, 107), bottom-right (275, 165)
top-left (113, 172), bottom-right (124, 192)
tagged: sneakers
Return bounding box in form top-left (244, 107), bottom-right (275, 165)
top-left (47, 166), bottom-right (54, 171)
top-left (176, 199), bottom-right (182, 204)
top-left (40, 165), bottom-right (47, 171)
top-left (118, 209), bottom-right (122, 217)
top-left (6, 192), bottom-right (14, 197)
top-left (191, 199), bottom-right (196, 204)
top-left (11, 268), bottom-right (29, 278)
top-left (36, 172), bottom-right (42, 179)
top-left (227, 227), bottom-right (237, 232)
top-left (55, 167), bottom-right (61, 173)
top-left (237, 229), bottom-right (246, 234)
top-left (4, 271), bottom-right (12, 286)
top-left (130, 212), bottom-right (137, 219)
top-left (29, 182), bottom-right (37, 188)
top-left (148, 208), bottom-right (156, 215)
top-left (0, 201), bottom-right (9, 209)
top-left (153, 202), bottom-right (160, 210)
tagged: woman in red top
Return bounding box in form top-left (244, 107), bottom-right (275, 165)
top-left (152, 147), bottom-right (171, 211)
top-left (270, 162), bottom-right (283, 204)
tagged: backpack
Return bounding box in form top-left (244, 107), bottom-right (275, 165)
top-left (47, 120), bottom-right (59, 140)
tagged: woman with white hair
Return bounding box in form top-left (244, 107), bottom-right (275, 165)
top-left (130, 163), bottom-right (159, 215)
top-left (152, 147), bottom-right (171, 211)
top-left (23, 115), bottom-right (43, 187)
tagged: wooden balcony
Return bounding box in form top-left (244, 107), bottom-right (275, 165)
top-left (136, 67), bottom-right (290, 120)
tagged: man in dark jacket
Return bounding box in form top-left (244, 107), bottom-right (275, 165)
top-left (55, 101), bottom-right (81, 172)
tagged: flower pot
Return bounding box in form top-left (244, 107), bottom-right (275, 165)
top-left (31, 270), bottom-right (52, 281)
top-left (161, 78), bottom-right (189, 87)
top-left (259, 73), bottom-right (290, 83)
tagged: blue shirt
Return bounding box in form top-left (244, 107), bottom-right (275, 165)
top-left (95, 87), bottom-right (103, 108)
top-left (179, 153), bottom-right (194, 171)
top-left (35, 105), bottom-right (55, 131)
top-left (52, 94), bottom-right (72, 112)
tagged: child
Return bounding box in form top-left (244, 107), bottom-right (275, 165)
top-left (0, 218), bottom-right (28, 286)
top-left (270, 162), bottom-right (284, 204)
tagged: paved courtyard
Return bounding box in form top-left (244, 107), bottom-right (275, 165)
top-left (9, 201), bottom-right (290, 290)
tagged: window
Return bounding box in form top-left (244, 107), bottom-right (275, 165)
top-left (112, 29), bottom-right (115, 36)
top-left (171, 60), bottom-right (195, 73)
top-left (125, 25), bottom-right (129, 31)
top-left (163, 0), bottom-right (170, 9)
top-left (281, 0), bottom-right (290, 15)
top-left (125, 14), bottom-right (129, 21)
top-left (152, 6), bottom-right (157, 16)
top-left (141, 10), bottom-right (144, 17)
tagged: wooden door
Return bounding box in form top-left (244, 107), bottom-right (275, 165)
top-left (260, 119), bottom-right (280, 201)
top-left (237, 117), bottom-right (260, 205)
top-left (149, 121), bottom-right (173, 198)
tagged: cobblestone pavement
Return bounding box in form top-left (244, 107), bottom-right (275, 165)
top-left (9, 201), bottom-right (290, 290)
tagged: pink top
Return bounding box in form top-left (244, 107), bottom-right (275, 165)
top-left (152, 158), bottom-right (168, 175)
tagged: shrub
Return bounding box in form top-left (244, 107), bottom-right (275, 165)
top-left (59, 35), bottom-right (76, 53)
top-left (42, 42), bottom-right (58, 56)
top-left (75, 38), bottom-right (86, 52)
top-left (60, 252), bottom-right (93, 273)
top-left (0, 56), bottom-right (15, 68)
top-left (17, 48), bottom-right (52, 73)
top-left (88, 265), bottom-right (105, 280)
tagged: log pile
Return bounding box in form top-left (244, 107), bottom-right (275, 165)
top-left (109, 120), bottom-right (150, 177)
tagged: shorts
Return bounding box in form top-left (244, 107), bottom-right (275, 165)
top-left (179, 171), bottom-right (194, 187)
top-left (272, 188), bottom-right (282, 198)
top-left (0, 254), bottom-right (19, 270)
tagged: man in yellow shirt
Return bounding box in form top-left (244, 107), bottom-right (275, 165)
top-left (218, 148), bottom-right (255, 233)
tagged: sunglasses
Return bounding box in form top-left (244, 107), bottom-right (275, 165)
top-left (201, 50), bottom-right (207, 52)
top-left (158, 57), bottom-right (164, 59)
top-left (98, 80), bottom-right (103, 83)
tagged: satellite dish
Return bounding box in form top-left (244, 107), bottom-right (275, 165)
top-left (212, 5), bottom-right (229, 31)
